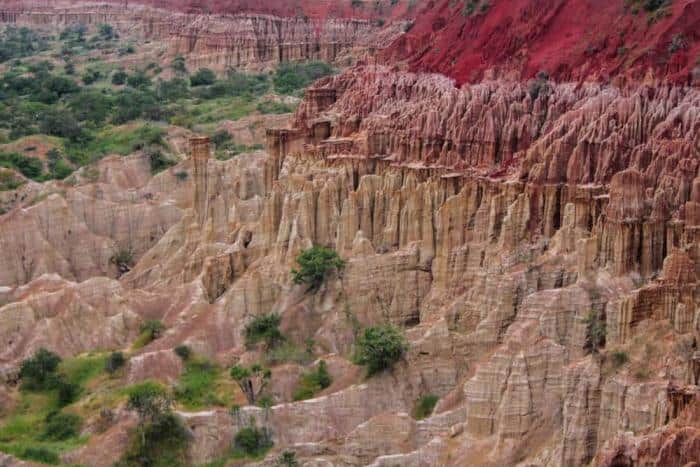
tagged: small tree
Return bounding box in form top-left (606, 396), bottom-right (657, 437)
top-left (18, 348), bottom-right (62, 391)
top-left (190, 68), bottom-right (216, 87)
top-left (233, 421), bottom-right (272, 457)
top-left (356, 325), bottom-right (407, 375)
top-left (230, 364), bottom-right (271, 405)
top-left (583, 310), bottom-right (606, 355)
top-left (105, 351), bottom-right (126, 374)
top-left (291, 246), bottom-right (345, 291)
top-left (244, 313), bottom-right (284, 349)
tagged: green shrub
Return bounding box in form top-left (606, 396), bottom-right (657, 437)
top-left (230, 364), bottom-right (271, 405)
top-left (293, 360), bottom-right (332, 401)
top-left (233, 424), bottom-right (272, 457)
top-left (105, 351), bottom-right (126, 374)
top-left (112, 69), bottom-right (128, 85)
top-left (18, 348), bottom-right (61, 391)
top-left (413, 394), bottom-right (439, 420)
top-left (171, 55), bottom-right (187, 74)
top-left (190, 68), bottom-right (216, 87)
top-left (174, 345), bottom-right (192, 361)
top-left (356, 325), bottom-right (407, 375)
top-left (57, 379), bottom-right (80, 406)
top-left (21, 446), bottom-right (59, 464)
top-left (291, 246), bottom-right (345, 291)
top-left (126, 71), bottom-right (152, 89)
top-left (111, 247), bottom-right (134, 271)
top-left (147, 148), bottom-right (175, 174)
top-left (174, 359), bottom-right (224, 409)
top-left (0, 152), bottom-right (44, 180)
top-left (244, 313), bottom-right (284, 348)
top-left (273, 61), bottom-right (334, 95)
top-left (116, 412), bottom-right (189, 467)
top-left (583, 310), bottom-right (606, 355)
top-left (141, 320), bottom-right (165, 339)
top-left (40, 411), bottom-right (82, 441)
top-left (256, 100), bottom-right (295, 114)
top-left (211, 129), bottom-right (232, 147)
top-left (611, 350), bottom-right (629, 369)
top-left (174, 170), bottom-right (188, 181)
top-left (126, 381), bottom-right (172, 422)
top-left (277, 451), bottom-right (299, 467)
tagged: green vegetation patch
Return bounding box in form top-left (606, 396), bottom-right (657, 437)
top-left (174, 358), bottom-right (228, 409)
top-left (273, 61), bottom-right (335, 95)
top-left (413, 394), bottom-right (439, 420)
top-left (293, 360), bottom-right (332, 401)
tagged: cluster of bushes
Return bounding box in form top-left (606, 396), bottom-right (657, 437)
top-left (273, 61), bottom-right (335, 95)
top-left (0, 26), bottom-right (49, 63)
top-left (18, 348), bottom-right (80, 406)
top-left (117, 382), bottom-right (189, 467)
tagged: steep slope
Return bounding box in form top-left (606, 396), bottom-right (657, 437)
top-left (386, 0), bottom-right (700, 85)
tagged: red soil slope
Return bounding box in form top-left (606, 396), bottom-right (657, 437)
top-left (386, 0), bottom-right (700, 85)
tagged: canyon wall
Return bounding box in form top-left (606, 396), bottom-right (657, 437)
top-left (0, 1), bottom-right (409, 71)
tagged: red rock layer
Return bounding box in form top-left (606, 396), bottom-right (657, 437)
top-left (385, 0), bottom-right (700, 85)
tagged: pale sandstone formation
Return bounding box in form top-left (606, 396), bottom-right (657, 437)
top-left (1, 63), bottom-right (700, 466)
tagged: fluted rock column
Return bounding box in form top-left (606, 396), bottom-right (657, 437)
top-left (190, 136), bottom-right (210, 227)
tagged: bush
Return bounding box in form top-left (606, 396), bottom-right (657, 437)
top-left (356, 325), bottom-right (407, 375)
top-left (41, 411), bottom-right (82, 441)
top-left (126, 381), bottom-right (172, 422)
top-left (174, 345), bottom-right (192, 361)
top-left (57, 379), bottom-right (80, 406)
top-left (116, 412), bottom-right (189, 467)
top-left (413, 394), bottom-right (439, 420)
top-left (0, 152), bottom-right (44, 180)
top-left (293, 360), bottom-right (332, 401)
top-left (147, 148), bottom-right (175, 174)
top-left (171, 55), bottom-right (187, 74)
top-left (583, 310), bottom-right (606, 355)
top-left (111, 247), bottom-right (133, 271)
top-left (105, 351), bottom-right (126, 374)
top-left (291, 246), bottom-right (345, 291)
top-left (611, 350), bottom-right (629, 369)
top-left (39, 109), bottom-right (86, 142)
top-left (21, 446), bottom-right (59, 464)
top-left (139, 319), bottom-right (165, 341)
top-left (18, 348), bottom-right (61, 391)
top-left (112, 69), bottom-right (128, 85)
top-left (233, 424), bottom-right (272, 457)
top-left (244, 313), bottom-right (284, 348)
top-left (190, 68), bottom-right (216, 87)
top-left (126, 71), bottom-right (152, 89)
top-left (173, 359), bottom-right (223, 409)
top-left (256, 100), bottom-right (295, 114)
top-left (277, 451), bottom-right (299, 467)
top-left (211, 129), bottom-right (232, 147)
top-left (273, 61), bottom-right (334, 95)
